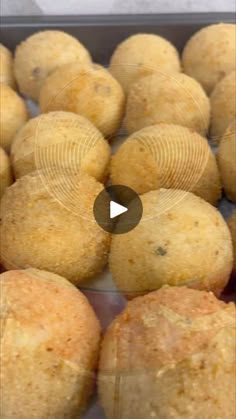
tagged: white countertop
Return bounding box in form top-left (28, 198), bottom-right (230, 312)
top-left (2, 0), bottom-right (235, 15)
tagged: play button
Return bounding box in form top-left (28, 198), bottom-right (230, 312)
top-left (93, 185), bottom-right (143, 234)
top-left (110, 201), bottom-right (128, 219)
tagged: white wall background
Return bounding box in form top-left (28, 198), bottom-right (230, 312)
top-left (1, 0), bottom-right (236, 15)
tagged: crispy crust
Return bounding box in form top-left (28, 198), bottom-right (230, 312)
top-left (14, 30), bottom-right (92, 101)
top-left (39, 63), bottom-right (125, 138)
top-left (210, 71), bottom-right (236, 143)
top-left (1, 268), bottom-right (101, 418)
top-left (228, 211), bottom-right (236, 269)
top-left (109, 33), bottom-right (181, 95)
top-left (182, 23), bottom-right (236, 94)
top-left (109, 189), bottom-right (233, 298)
top-left (0, 83), bottom-right (29, 151)
top-left (99, 287), bottom-right (236, 419)
top-left (11, 111), bottom-right (110, 182)
top-left (0, 147), bottom-right (12, 199)
top-left (124, 73), bottom-right (210, 136)
top-left (0, 172), bottom-right (111, 284)
top-left (217, 121), bottom-right (236, 202)
top-left (0, 44), bottom-right (16, 89)
top-left (111, 124), bottom-right (221, 205)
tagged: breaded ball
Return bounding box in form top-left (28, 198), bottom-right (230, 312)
top-left (182, 23), bottom-right (236, 94)
top-left (0, 147), bottom-right (12, 199)
top-left (14, 30), bottom-right (92, 101)
top-left (111, 124), bottom-right (221, 205)
top-left (228, 211), bottom-right (236, 269)
top-left (11, 111), bottom-right (110, 182)
top-left (217, 121), bottom-right (236, 202)
top-left (0, 268), bottom-right (101, 418)
top-left (210, 71), bottom-right (236, 142)
top-left (109, 189), bottom-right (233, 298)
top-left (99, 286), bottom-right (236, 419)
top-left (124, 73), bottom-right (210, 136)
top-left (39, 63), bottom-right (125, 137)
top-left (0, 172), bottom-right (111, 284)
top-left (0, 83), bottom-right (28, 151)
top-left (0, 44), bottom-right (16, 88)
top-left (109, 33), bottom-right (181, 95)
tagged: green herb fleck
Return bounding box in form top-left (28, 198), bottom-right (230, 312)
top-left (155, 246), bottom-right (167, 256)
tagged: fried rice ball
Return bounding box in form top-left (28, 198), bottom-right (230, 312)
top-left (109, 189), bottom-right (233, 298)
top-left (14, 30), bottom-right (92, 101)
top-left (99, 286), bottom-right (236, 419)
top-left (0, 83), bottom-right (28, 151)
top-left (0, 268), bottom-right (101, 419)
top-left (11, 111), bottom-right (110, 182)
top-left (0, 147), bottom-right (12, 199)
top-left (0, 172), bottom-right (111, 285)
top-left (182, 23), bottom-right (236, 94)
top-left (111, 124), bottom-right (221, 205)
top-left (0, 44), bottom-right (16, 88)
top-left (227, 211), bottom-right (236, 269)
top-left (210, 71), bottom-right (236, 142)
top-left (109, 33), bottom-right (181, 95)
top-left (124, 73), bottom-right (210, 136)
top-left (39, 63), bottom-right (125, 138)
top-left (217, 121), bottom-right (236, 202)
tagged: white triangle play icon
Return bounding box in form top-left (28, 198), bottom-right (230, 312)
top-left (110, 200), bottom-right (128, 219)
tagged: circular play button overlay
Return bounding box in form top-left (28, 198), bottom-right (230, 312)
top-left (93, 185), bottom-right (143, 234)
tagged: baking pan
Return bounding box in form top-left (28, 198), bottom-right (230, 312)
top-left (1, 13), bottom-right (235, 63)
top-left (0, 13), bottom-right (235, 419)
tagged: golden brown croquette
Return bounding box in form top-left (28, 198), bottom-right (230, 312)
top-left (11, 111), bottom-right (110, 182)
top-left (182, 23), bottom-right (236, 94)
top-left (0, 268), bottom-right (101, 418)
top-left (109, 33), bottom-right (181, 94)
top-left (0, 83), bottom-right (28, 151)
top-left (0, 172), bottom-right (111, 284)
top-left (124, 73), bottom-right (210, 136)
top-left (39, 63), bottom-right (125, 138)
top-left (99, 286), bottom-right (236, 419)
top-left (109, 189), bottom-right (233, 298)
top-left (111, 124), bottom-right (221, 205)
top-left (14, 30), bottom-right (92, 101)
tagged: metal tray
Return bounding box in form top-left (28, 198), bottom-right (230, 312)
top-left (1, 13), bottom-right (235, 419)
top-left (1, 13), bottom-right (235, 63)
